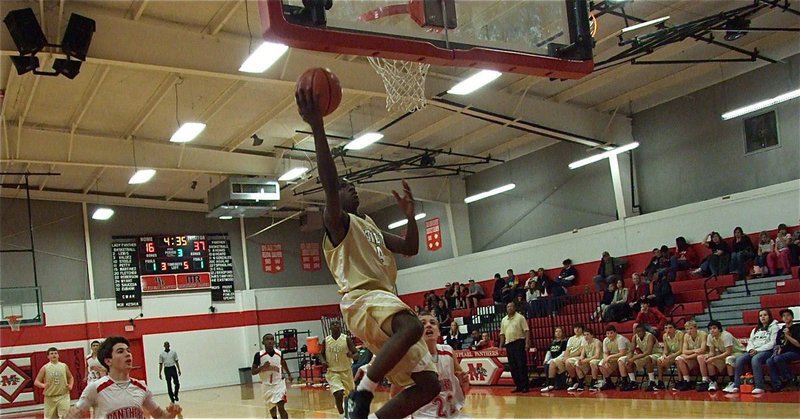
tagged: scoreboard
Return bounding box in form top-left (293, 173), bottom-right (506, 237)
top-left (112, 234), bottom-right (235, 308)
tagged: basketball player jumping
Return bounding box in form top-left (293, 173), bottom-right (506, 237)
top-left (67, 336), bottom-right (182, 419)
top-left (391, 312), bottom-right (469, 418)
top-left (252, 333), bottom-right (293, 419)
top-left (297, 86), bottom-right (440, 419)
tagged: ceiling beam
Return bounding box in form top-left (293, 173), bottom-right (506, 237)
top-left (199, 80), bottom-right (246, 122)
top-left (0, 187), bottom-right (207, 212)
top-left (166, 173), bottom-right (203, 201)
top-left (205, 0), bottom-right (242, 35)
top-left (594, 29), bottom-right (800, 112)
top-left (127, 0), bottom-right (149, 21)
top-left (81, 166), bottom-right (107, 194)
top-left (223, 94), bottom-right (296, 151)
top-left (68, 65), bottom-right (110, 161)
top-left (122, 73), bottom-right (181, 140)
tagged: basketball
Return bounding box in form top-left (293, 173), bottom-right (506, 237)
top-left (296, 67), bottom-right (342, 116)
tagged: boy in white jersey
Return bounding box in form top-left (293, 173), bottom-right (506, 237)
top-left (391, 313), bottom-right (468, 418)
top-left (68, 336), bottom-right (181, 419)
top-left (696, 321), bottom-right (744, 392)
top-left (674, 320), bottom-right (707, 391)
top-left (567, 329), bottom-right (602, 391)
top-left (593, 325), bottom-right (630, 391)
top-left (320, 321), bottom-right (358, 417)
top-left (86, 340), bottom-right (107, 384)
top-left (298, 81), bottom-right (439, 419)
top-left (35, 347), bottom-right (74, 418)
top-left (252, 333), bottom-right (293, 419)
top-left (656, 321), bottom-right (684, 390)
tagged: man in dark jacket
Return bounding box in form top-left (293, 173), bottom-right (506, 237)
top-left (592, 251), bottom-right (627, 292)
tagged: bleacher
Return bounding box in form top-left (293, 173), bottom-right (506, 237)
top-left (404, 228), bottom-right (800, 383)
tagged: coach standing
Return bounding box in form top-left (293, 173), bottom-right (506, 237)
top-left (159, 341), bottom-right (182, 403)
top-left (500, 302), bottom-right (530, 393)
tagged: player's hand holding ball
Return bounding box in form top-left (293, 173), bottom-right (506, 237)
top-left (295, 67), bottom-right (342, 127)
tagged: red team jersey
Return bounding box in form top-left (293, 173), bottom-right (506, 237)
top-left (76, 376), bottom-right (157, 418)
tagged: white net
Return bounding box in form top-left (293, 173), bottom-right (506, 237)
top-left (5, 316), bottom-right (21, 331)
top-left (368, 57), bottom-right (430, 113)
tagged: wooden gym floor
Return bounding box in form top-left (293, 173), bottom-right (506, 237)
top-left (5, 383), bottom-right (799, 418)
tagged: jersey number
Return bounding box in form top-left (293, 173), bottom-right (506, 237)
top-left (433, 394), bottom-right (455, 417)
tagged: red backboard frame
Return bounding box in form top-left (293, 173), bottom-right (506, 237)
top-left (258, 0), bottom-right (594, 79)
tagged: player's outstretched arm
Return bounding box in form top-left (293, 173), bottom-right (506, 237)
top-left (384, 180), bottom-right (419, 256)
top-left (296, 87), bottom-right (347, 244)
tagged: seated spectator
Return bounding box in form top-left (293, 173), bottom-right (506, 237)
top-left (657, 321), bottom-right (684, 390)
top-left (533, 267), bottom-right (549, 291)
top-left (434, 299), bottom-right (451, 330)
top-left (753, 231), bottom-right (773, 277)
top-left (567, 328), bottom-right (602, 391)
top-left (513, 294), bottom-right (527, 317)
top-left (634, 300), bottom-right (667, 336)
top-left (540, 326), bottom-right (574, 392)
top-left (463, 329), bottom-right (480, 350)
top-left (502, 269), bottom-right (518, 304)
top-left (724, 309), bottom-right (777, 394)
top-left (592, 251), bottom-right (627, 292)
top-left (466, 279), bottom-right (485, 308)
top-left (456, 283), bottom-right (468, 309)
top-left (443, 321), bottom-right (463, 350)
top-left (592, 325), bottom-right (630, 391)
top-left (592, 281), bottom-right (616, 321)
top-left (492, 273), bottom-right (506, 304)
top-left (766, 308), bottom-right (800, 391)
top-left (693, 231), bottom-right (731, 277)
top-left (424, 291), bottom-right (439, 312)
top-left (618, 324), bottom-right (660, 391)
top-left (790, 229), bottom-right (800, 267)
top-left (730, 226), bottom-right (756, 279)
top-left (669, 236), bottom-right (699, 281)
top-left (647, 274), bottom-right (674, 314)
top-left (674, 320), bottom-right (708, 391)
top-left (556, 259), bottom-right (577, 287)
top-left (643, 248), bottom-right (662, 282)
top-left (602, 278), bottom-right (629, 322)
top-left (627, 273), bottom-right (650, 314)
top-left (473, 332), bottom-right (495, 350)
top-left (767, 224), bottom-right (793, 276)
top-left (443, 282), bottom-right (458, 309)
top-left (526, 282), bottom-right (544, 318)
top-left (696, 320), bottom-right (744, 392)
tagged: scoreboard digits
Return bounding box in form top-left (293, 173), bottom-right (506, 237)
top-left (139, 235), bottom-right (209, 275)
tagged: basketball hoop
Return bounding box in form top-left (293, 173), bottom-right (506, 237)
top-left (5, 315), bottom-right (21, 332)
top-left (368, 57), bottom-right (430, 113)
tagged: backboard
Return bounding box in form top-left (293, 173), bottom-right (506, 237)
top-left (259, 0), bottom-right (594, 79)
top-left (0, 286), bottom-right (43, 328)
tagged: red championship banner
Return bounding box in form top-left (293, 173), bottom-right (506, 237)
top-left (425, 217), bottom-right (442, 251)
top-left (300, 242), bottom-right (322, 272)
top-left (261, 243), bottom-right (284, 273)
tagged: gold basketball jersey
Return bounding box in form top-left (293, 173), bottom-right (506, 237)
top-left (44, 362), bottom-right (69, 397)
top-left (323, 213), bottom-right (397, 294)
top-left (325, 335), bottom-right (352, 372)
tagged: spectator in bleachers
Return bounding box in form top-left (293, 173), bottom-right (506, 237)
top-left (539, 326), bottom-right (568, 392)
top-left (443, 321), bottom-right (462, 350)
top-left (474, 332), bottom-right (495, 350)
top-left (644, 248), bottom-right (662, 283)
top-left (567, 329), bottom-right (602, 391)
top-left (657, 321), bottom-right (684, 390)
top-left (627, 273), bottom-right (649, 314)
top-left (456, 283), bottom-right (468, 309)
top-left (434, 300), bottom-right (451, 332)
top-left (767, 224), bottom-right (793, 276)
top-left (444, 283), bottom-right (458, 309)
top-left (766, 308), bottom-right (800, 392)
top-left (513, 294), bottom-right (527, 318)
top-left (602, 278), bottom-right (629, 322)
top-left (592, 251), bottom-right (627, 292)
top-left (753, 231), bottom-right (773, 277)
top-left (542, 324), bottom-right (584, 392)
top-left (532, 267), bottom-right (549, 290)
top-left (619, 324), bottom-right (660, 391)
top-left (556, 259), bottom-right (577, 288)
top-left (492, 273), bottom-right (506, 304)
top-left (466, 279), bottom-right (485, 309)
top-left (424, 291), bottom-right (438, 312)
top-left (647, 273), bottom-right (674, 314)
top-left (463, 329), bottom-right (480, 350)
top-left (696, 321), bottom-right (744, 392)
top-left (502, 269), bottom-right (519, 304)
top-left (591, 281), bottom-right (616, 321)
top-left (724, 309), bottom-right (778, 394)
top-left (526, 280), bottom-right (544, 318)
top-left (634, 300), bottom-right (667, 336)
top-left (669, 236), bottom-right (699, 281)
top-left (674, 320), bottom-right (708, 391)
top-left (730, 227), bottom-right (756, 279)
top-left (790, 229), bottom-right (800, 267)
top-left (694, 232), bottom-right (731, 277)
top-left (593, 325), bottom-right (630, 391)
top-left (655, 245), bottom-right (672, 281)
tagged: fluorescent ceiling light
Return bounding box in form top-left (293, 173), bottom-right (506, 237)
top-left (721, 88), bottom-right (800, 120)
top-left (239, 42), bottom-right (289, 73)
top-left (388, 213), bottom-right (427, 230)
top-left (345, 132), bottom-right (383, 150)
top-left (219, 215), bottom-right (233, 220)
top-left (92, 208), bottom-right (114, 220)
top-left (278, 167), bottom-right (309, 181)
top-left (447, 70), bottom-right (502, 95)
top-left (170, 122), bottom-right (206, 143)
top-left (128, 169), bottom-right (156, 184)
top-left (621, 16), bottom-right (670, 33)
top-left (464, 183), bottom-right (516, 204)
top-left (569, 142), bottom-right (640, 170)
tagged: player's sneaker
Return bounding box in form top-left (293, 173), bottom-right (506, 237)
top-left (751, 388), bottom-right (765, 394)
top-left (599, 380), bottom-right (616, 391)
top-left (575, 381), bottom-right (585, 391)
top-left (540, 385), bottom-right (555, 392)
top-left (656, 381), bottom-right (665, 390)
top-left (345, 390), bottom-right (373, 419)
top-left (722, 382), bottom-right (738, 393)
top-left (708, 382), bottom-right (718, 392)
top-left (645, 381), bottom-right (658, 392)
top-left (695, 382), bottom-right (709, 392)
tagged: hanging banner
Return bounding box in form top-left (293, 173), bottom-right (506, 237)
top-left (425, 218), bottom-right (442, 252)
top-left (300, 242), bottom-right (322, 272)
top-left (261, 243), bottom-right (284, 273)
